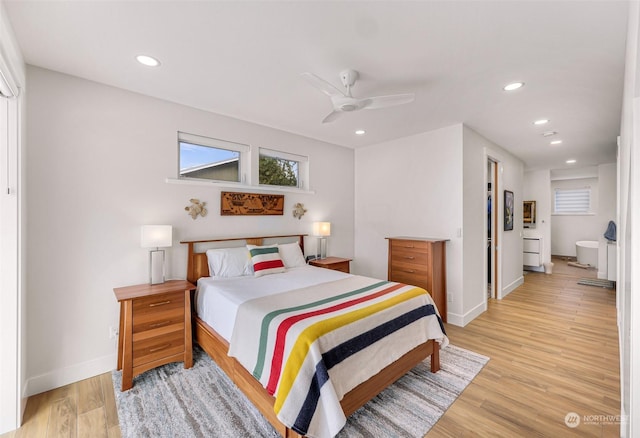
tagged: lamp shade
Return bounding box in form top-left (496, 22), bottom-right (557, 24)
top-left (141, 225), bottom-right (173, 248)
top-left (313, 222), bottom-right (331, 237)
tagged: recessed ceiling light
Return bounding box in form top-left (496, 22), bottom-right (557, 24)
top-left (550, 140), bottom-right (563, 145)
top-left (534, 119), bottom-right (549, 125)
top-left (566, 159), bottom-right (576, 164)
top-left (542, 130), bottom-right (558, 137)
top-left (503, 82), bottom-right (524, 91)
top-left (136, 55), bottom-right (161, 67)
top-left (355, 130), bottom-right (366, 135)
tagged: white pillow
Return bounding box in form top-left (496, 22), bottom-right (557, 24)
top-left (206, 247), bottom-right (253, 278)
top-left (278, 242), bottom-right (306, 268)
top-left (247, 244), bottom-right (286, 277)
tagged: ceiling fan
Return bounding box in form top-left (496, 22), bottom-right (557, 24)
top-left (301, 69), bottom-right (415, 123)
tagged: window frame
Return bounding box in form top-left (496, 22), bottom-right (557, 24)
top-left (256, 147), bottom-right (309, 190)
top-left (178, 131), bottom-right (250, 184)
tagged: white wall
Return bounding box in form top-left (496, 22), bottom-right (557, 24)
top-left (0, 0), bottom-right (26, 432)
top-left (463, 126), bottom-right (524, 306)
top-left (25, 66), bottom-right (355, 395)
top-left (354, 125), bottom-right (463, 322)
top-left (523, 169), bottom-right (552, 268)
top-left (354, 123), bottom-right (524, 327)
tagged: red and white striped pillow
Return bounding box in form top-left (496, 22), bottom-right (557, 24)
top-left (247, 244), bottom-right (285, 277)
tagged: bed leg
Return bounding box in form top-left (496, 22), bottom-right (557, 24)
top-left (430, 341), bottom-right (440, 373)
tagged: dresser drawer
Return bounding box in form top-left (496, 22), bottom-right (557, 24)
top-left (390, 239), bottom-right (430, 252)
top-left (132, 329), bottom-right (185, 367)
top-left (390, 248), bottom-right (429, 266)
top-left (389, 270), bottom-right (431, 292)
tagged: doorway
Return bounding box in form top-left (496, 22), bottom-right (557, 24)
top-left (487, 159), bottom-right (498, 299)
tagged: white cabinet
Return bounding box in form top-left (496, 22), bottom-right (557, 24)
top-left (607, 243), bottom-right (616, 281)
top-left (524, 237), bottom-right (542, 268)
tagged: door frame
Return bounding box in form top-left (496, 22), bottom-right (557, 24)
top-left (486, 153), bottom-right (503, 301)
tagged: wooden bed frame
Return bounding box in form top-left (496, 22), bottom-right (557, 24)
top-left (181, 234), bottom-right (440, 438)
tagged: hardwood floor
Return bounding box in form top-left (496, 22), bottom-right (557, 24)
top-left (3, 257), bottom-right (619, 437)
top-left (428, 257), bottom-right (620, 437)
top-left (1, 373), bottom-right (120, 438)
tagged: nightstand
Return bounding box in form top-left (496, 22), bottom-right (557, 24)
top-left (309, 256), bottom-right (352, 273)
top-left (113, 279), bottom-right (195, 391)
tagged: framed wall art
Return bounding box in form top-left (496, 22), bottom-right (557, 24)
top-left (504, 190), bottom-right (514, 231)
top-left (220, 191), bottom-right (284, 216)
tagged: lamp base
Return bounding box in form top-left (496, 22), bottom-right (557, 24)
top-left (149, 249), bottom-right (165, 284)
top-left (316, 237), bottom-right (327, 260)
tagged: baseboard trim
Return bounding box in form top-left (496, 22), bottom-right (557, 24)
top-left (501, 275), bottom-right (524, 299)
top-left (25, 353), bottom-right (116, 397)
top-left (446, 300), bottom-right (487, 327)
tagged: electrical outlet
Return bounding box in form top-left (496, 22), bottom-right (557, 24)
top-left (109, 326), bottom-right (119, 340)
top-left (447, 294), bottom-right (453, 303)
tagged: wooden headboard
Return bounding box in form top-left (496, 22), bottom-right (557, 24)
top-left (180, 234), bottom-right (307, 284)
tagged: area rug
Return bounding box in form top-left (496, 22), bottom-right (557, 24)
top-left (577, 278), bottom-right (615, 289)
top-left (112, 345), bottom-right (489, 438)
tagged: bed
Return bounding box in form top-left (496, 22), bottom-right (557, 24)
top-left (181, 234), bottom-right (447, 438)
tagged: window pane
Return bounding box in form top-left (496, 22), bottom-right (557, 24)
top-left (179, 141), bottom-right (240, 182)
top-left (555, 188), bottom-right (590, 213)
top-left (259, 155), bottom-right (298, 187)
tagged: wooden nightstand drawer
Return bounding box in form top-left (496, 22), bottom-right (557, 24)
top-left (133, 306), bottom-right (185, 334)
top-left (133, 330), bottom-right (185, 367)
top-left (309, 257), bottom-right (352, 273)
top-left (132, 291), bottom-right (184, 313)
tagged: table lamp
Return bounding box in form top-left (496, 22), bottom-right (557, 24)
top-left (313, 221), bottom-right (331, 259)
top-left (141, 225), bottom-right (172, 284)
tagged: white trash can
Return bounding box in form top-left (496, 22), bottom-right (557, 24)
top-left (543, 262), bottom-right (554, 275)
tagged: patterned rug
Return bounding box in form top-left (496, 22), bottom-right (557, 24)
top-left (112, 345), bottom-right (489, 438)
top-left (577, 278), bottom-right (615, 289)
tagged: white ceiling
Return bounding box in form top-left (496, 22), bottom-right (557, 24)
top-left (4, 1), bottom-right (629, 170)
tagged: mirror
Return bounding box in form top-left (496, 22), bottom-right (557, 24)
top-left (523, 200), bottom-right (536, 228)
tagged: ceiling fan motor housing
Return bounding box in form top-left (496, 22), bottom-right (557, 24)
top-left (340, 69), bottom-right (359, 88)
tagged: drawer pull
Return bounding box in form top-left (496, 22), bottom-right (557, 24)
top-left (404, 256), bottom-right (415, 260)
top-left (149, 343), bottom-right (171, 353)
top-left (405, 269), bottom-right (416, 274)
top-left (404, 245), bottom-right (415, 248)
top-left (149, 300), bottom-right (171, 307)
top-left (149, 320), bottom-right (172, 329)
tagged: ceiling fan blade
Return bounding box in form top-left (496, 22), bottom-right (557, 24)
top-left (365, 93), bottom-right (415, 110)
top-left (322, 111), bottom-right (343, 124)
top-left (301, 72), bottom-right (346, 98)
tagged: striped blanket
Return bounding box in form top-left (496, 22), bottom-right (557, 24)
top-left (228, 275), bottom-right (448, 438)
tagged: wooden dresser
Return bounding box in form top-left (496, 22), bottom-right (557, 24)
top-left (113, 279), bottom-right (195, 391)
top-left (386, 237), bottom-right (448, 323)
